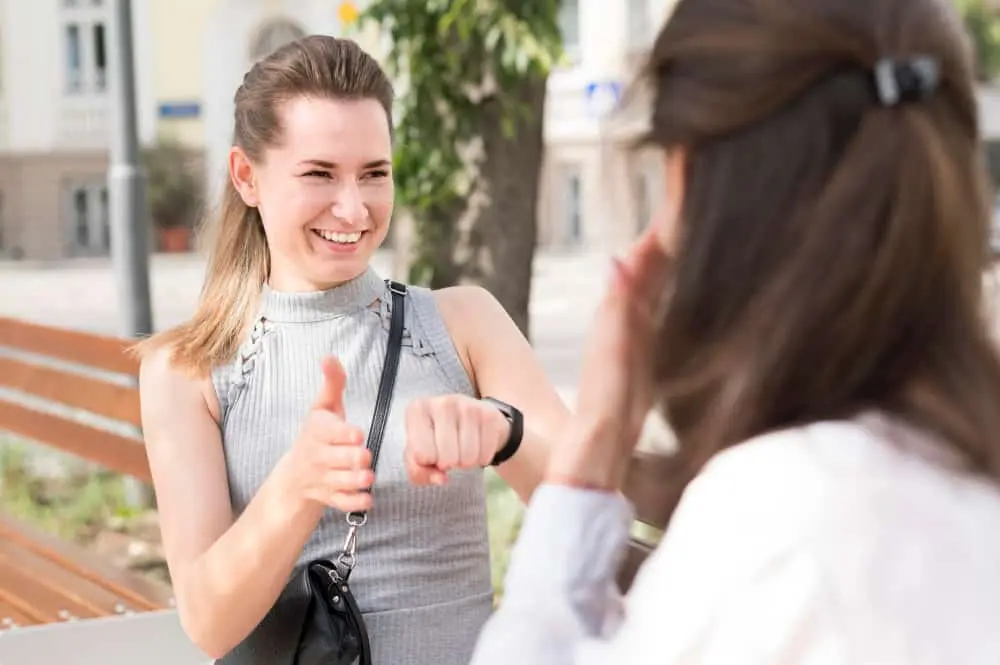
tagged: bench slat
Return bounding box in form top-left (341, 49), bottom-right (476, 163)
top-left (0, 597), bottom-right (37, 628)
top-left (0, 555), bottom-right (103, 624)
top-left (0, 356), bottom-right (141, 427)
top-left (0, 515), bottom-right (172, 612)
top-left (0, 400), bottom-right (151, 482)
top-left (0, 537), bottom-right (130, 618)
top-left (0, 317), bottom-right (138, 376)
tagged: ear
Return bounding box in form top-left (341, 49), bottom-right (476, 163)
top-left (229, 146), bottom-right (259, 207)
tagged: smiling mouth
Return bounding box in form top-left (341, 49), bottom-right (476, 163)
top-left (313, 229), bottom-right (364, 244)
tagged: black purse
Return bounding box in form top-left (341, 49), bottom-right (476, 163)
top-left (294, 279), bottom-right (408, 665)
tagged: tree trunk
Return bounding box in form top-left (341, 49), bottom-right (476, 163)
top-left (399, 73), bottom-right (548, 339)
top-left (461, 76), bottom-right (548, 339)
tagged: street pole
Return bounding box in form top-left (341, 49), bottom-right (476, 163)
top-left (108, 0), bottom-right (153, 340)
top-left (108, 0), bottom-right (154, 509)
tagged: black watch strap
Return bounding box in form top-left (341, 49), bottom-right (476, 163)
top-left (481, 397), bottom-right (524, 466)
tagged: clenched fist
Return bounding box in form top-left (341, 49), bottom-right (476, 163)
top-left (404, 395), bottom-right (511, 485)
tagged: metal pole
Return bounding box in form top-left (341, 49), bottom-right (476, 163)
top-left (108, 0), bottom-right (153, 339)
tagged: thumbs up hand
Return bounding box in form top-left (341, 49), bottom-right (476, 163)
top-left (284, 357), bottom-right (373, 514)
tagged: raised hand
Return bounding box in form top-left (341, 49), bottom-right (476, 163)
top-left (284, 357), bottom-right (374, 513)
top-left (403, 395), bottom-right (511, 486)
top-left (547, 227), bottom-right (675, 490)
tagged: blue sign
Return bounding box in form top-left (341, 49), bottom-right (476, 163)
top-left (584, 81), bottom-right (623, 117)
top-left (158, 102), bottom-right (201, 119)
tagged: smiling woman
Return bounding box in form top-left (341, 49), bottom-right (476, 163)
top-left (131, 35), bottom-right (569, 665)
top-left (229, 95), bottom-right (395, 292)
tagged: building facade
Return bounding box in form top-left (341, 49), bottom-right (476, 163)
top-left (5, 0), bottom-right (1000, 260)
top-left (0, 0), bottom-right (157, 260)
top-left (200, 0), bottom-right (383, 205)
top-left (538, 0), bottom-right (677, 251)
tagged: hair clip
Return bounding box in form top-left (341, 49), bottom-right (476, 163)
top-left (873, 56), bottom-right (940, 107)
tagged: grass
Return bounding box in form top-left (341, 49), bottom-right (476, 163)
top-left (484, 468), bottom-right (525, 599)
top-left (0, 443), bottom-right (139, 542)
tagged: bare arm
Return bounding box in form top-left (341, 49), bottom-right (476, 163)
top-left (139, 350), bottom-right (367, 659)
top-left (434, 286), bottom-right (570, 502)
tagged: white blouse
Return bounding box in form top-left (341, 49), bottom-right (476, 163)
top-left (470, 415), bottom-right (1000, 665)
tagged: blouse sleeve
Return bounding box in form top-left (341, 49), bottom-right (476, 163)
top-left (470, 434), bottom-right (848, 665)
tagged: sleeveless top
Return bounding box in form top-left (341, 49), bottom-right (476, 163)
top-left (211, 267), bottom-right (494, 665)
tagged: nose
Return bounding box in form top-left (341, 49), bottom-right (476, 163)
top-left (330, 180), bottom-right (368, 227)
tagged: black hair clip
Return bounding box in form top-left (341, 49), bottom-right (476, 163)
top-left (873, 56), bottom-right (940, 107)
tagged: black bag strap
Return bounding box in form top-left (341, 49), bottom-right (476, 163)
top-left (337, 279), bottom-right (407, 571)
top-left (364, 280), bottom-right (407, 475)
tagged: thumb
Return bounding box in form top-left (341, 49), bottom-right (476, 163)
top-left (313, 356), bottom-right (347, 416)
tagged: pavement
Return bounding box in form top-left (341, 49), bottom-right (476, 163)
top-left (0, 249), bottom-right (613, 405)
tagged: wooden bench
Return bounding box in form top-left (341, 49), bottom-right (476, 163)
top-left (0, 316), bottom-right (173, 630)
top-left (617, 451), bottom-right (686, 592)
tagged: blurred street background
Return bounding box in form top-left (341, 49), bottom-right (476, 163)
top-left (3, 1), bottom-right (1000, 655)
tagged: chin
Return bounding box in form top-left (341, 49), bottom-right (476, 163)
top-left (313, 256), bottom-right (370, 285)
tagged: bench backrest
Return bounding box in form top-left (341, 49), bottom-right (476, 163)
top-left (616, 451), bottom-right (686, 592)
top-left (1, 316), bottom-right (683, 593)
top-left (0, 317), bottom-right (150, 482)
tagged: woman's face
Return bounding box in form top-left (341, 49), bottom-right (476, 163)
top-left (230, 95), bottom-right (394, 292)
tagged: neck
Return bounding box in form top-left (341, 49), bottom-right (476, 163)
top-left (259, 266), bottom-right (385, 322)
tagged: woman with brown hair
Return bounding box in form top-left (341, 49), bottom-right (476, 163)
top-left (470, 0), bottom-right (1000, 662)
top-left (134, 35), bottom-right (567, 664)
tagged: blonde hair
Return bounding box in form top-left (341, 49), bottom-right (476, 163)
top-left (133, 36), bottom-right (394, 375)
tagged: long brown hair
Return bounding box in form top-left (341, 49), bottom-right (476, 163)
top-left (646, 0), bottom-right (1000, 484)
top-left (134, 36), bottom-right (394, 374)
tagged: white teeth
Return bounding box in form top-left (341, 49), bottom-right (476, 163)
top-left (316, 230), bottom-right (362, 244)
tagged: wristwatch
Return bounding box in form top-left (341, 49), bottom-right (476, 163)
top-left (481, 397), bottom-right (524, 466)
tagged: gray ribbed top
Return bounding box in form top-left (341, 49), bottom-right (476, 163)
top-left (211, 267), bottom-right (493, 665)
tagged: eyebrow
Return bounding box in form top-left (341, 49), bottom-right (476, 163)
top-left (299, 159), bottom-right (391, 169)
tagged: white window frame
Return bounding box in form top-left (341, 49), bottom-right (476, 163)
top-left (61, 0), bottom-right (108, 95)
top-left (64, 180), bottom-right (110, 256)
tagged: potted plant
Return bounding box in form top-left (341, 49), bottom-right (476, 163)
top-left (143, 139), bottom-right (203, 253)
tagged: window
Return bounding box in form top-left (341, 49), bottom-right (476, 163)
top-left (250, 18), bottom-right (307, 61)
top-left (562, 165), bottom-right (583, 244)
top-left (558, 0), bottom-right (580, 62)
top-left (627, 0), bottom-right (653, 49)
top-left (65, 24), bottom-right (83, 92)
top-left (93, 23), bottom-right (106, 90)
top-left (99, 186), bottom-right (110, 249)
top-left (65, 182), bottom-right (111, 255)
top-left (73, 188), bottom-right (89, 247)
top-left (61, 1), bottom-right (108, 94)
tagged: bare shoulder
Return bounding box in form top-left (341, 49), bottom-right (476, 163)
top-left (139, 344), bottom-right (221, 425)
top-left (432, 284), bottom-right (511, 329)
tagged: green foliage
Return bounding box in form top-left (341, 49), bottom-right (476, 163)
top-left (362, 0), bottom-right (564, 284)
top-left (0, 443), bottom-right (133, 541)
top-left (959, 0), bottom-right (1000, 81)
top-left (484, 468), bottom-right (524, 600)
